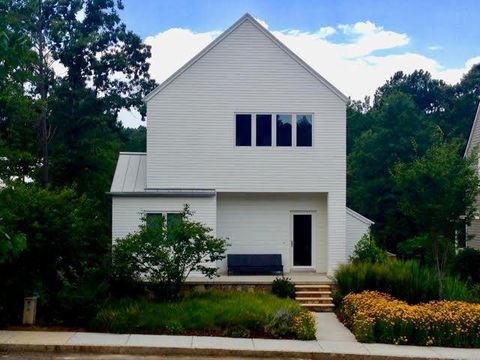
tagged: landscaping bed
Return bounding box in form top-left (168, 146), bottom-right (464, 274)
top-left (340, 291), bottom-right (480, 348)
top-left (91, 290), bottom-right (316, 340)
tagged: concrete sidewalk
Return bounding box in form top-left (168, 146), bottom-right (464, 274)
top-left (1, 324), bottom-right (479, 359)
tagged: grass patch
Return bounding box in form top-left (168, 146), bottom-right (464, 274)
top-left (334, 260), bottom-right (476, 305)
top-left (91, 290), bottom-right (315, 340)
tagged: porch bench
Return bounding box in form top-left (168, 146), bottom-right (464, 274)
top-left (227, 254), bottom-right (283, 275)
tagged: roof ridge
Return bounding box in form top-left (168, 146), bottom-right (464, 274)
top-left (143, 13), bottom-right (348, 103)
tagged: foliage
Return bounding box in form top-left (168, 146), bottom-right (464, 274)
top-left (0, 224), bottom-right (26, 264)
top-left (397, 234), bottom-right (431, 265)
top-left (348, 92), bottom-right (435, 250)
top-left (350, 233), bottom-right (387, 263)
top-left (91, 290), bottom-right (312, 339)
top-left (271, 277), bottom-right (296, 299)
top-left (451, 248), bottom-right (480, 284)
top-left (112, 205), bottom-right (228, 300)
top-left (0, 182), bottom-right (110, 323)
top-left (291, 312), bottom-right (316, 340)
top-left (340, 291), bottom-right (480, 347)
top-left (265, 308), bottom-right (296, 338)
top-left (393, 140), bottom-right (479, 296)
top-left (347, 65), bottom-right (480, 252)
top-left (334, 260), bottom-right (474, 304)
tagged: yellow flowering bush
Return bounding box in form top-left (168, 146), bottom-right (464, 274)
top-left (292, 311), bottom-right (316, 340)
top-left (341, 291), bottom-right (480, 348)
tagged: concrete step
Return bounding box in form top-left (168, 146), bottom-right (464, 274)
top-left (296, 297), bottom-right (333, 302)
top-left (295, 291), bottom-right (331, 296)
top-left (294, 284), bottom-right (331, 289)
top-left (300, 303), bottom-right (334, 312)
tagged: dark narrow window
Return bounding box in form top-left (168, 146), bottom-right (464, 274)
top-left (146, 213), bottom-right (163, 230)
top-left (235, 114), bottom-right (251, 146)
top-left (296, 114), bottom-right (312, 147)
top-left (276, 114), bottom-right (292, 146)
top-left (256, 114), bottom-right (272, 146)
top-left (167, 213), bottom-right (182, 240)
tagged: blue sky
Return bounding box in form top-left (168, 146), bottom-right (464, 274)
top-left (118, 0), bottom-right (480, 127)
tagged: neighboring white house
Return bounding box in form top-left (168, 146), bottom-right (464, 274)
top-left (463, 102), bottom-right (480, 250)
top-left (110, 14), bottom-right (373, 275)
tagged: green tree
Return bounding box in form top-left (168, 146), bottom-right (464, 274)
top-left (112, 205), bottom-right (228, 300)
top-left (348, 92), bottom-right (435, 250)
top-left (393, 140), bottom-right (479, 297)
top-left (0, 182), bottom-right (110, 322)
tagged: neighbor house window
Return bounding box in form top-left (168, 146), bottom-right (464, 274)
top-left (256, 114), bottom-right (272, 146)
top-left (146, 213), bottom-right (164, 230)
top-left (296, 114), bottom-right (312, 147)
top-left (235, 114), bottom-right (252, 146)
top-left (276, 114), bottom-right (292, 146)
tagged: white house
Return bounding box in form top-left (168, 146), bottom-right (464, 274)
top-left (110, 14), bottom-right (373, 276)
top-left (463, 102), bottom-right (480, 250)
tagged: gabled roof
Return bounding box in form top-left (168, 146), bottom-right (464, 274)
top-left (464, 102), bottom-right (480, 157)
top-left (144, 13), bottom-right (348, 104)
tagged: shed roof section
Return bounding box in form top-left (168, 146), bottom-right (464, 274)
top-left (110, 152), bottom-right (147, 193)
top-left (110, 152), bottom-right (216, 197)
top-left (346, 207), bottom-right (375, 225)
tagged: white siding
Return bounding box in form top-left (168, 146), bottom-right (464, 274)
top-left (217, 193), bottom-right (327, 273)
top-left (146, 19), bottom-right (346, 195)
top-left (346, 211), bottom-right (372, 258)
top-left (112, 196), bottom-right (217, 241)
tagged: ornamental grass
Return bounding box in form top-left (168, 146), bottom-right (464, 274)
top-left (341, 291), bottom-right (480, 348)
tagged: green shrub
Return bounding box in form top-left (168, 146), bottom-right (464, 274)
top-left (334, 260), bottom-right (473, 304)
top-left (271, 277), bottom-right (296, 299)
top-left (112, 205), bottom-right (228, 300)
top-left (350, 233), bottom-right (387, 264)
top-left (451, 247), bottom-right (480, 284)
top-left (91, 290), bottom-right (311, 340)
top-left (264, 309), bottom-right (295, 338)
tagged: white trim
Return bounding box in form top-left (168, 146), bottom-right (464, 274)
top-left (143, 13), bottom-right (348, 104)
top-left (290, 211), bottom-right (316, 270)
top-left (464, 102), bottom-right (480, 158)
top-left (346, 207), bottom-right (374, 225)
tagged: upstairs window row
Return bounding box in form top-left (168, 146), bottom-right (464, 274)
top-left (235, 113), bottom-right (312, 147)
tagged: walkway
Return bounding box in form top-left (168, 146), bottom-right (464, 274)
top-left (1, 315), bottom-right (480, 360)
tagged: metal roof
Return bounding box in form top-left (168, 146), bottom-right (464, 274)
top-left (109, 152), bottom-right (216, 197)
top-left (110, 152), bottom-right (147, 193)
top-left (346, 207), bottom-right (375, 225)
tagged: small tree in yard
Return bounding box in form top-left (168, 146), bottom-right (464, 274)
top-left (393, 140), bottom-right (479, 298)
top-left (112, 205), bottom-right (228, 299)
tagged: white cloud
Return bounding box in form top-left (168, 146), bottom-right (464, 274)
top-left (428, 45), bottom-right (442, 51)
top-left (125, 19), bottom-right (480, 127)
top-left (254, 17), bottom-right (269, 29)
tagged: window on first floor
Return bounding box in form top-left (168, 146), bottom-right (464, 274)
top-left (146, 212), bottom-right (182, 239)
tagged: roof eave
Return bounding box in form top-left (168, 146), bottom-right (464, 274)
top-left (464, 102), bottom-right (480, 158)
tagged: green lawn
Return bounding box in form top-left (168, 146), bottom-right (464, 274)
top-left (91, 290), bottom-right (315, 339)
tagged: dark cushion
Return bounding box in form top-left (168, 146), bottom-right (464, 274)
top-left (227, 254), bottom-right (283, 274)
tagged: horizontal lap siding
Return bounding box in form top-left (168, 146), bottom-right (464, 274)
top-left (216, 193), bottom-right (327, 273)
top-left (346, 212), bottom-right (371, 257)
top-left (146, 20), bottom-right (345, 194)
top-left (112, 196), bottom-right (217, 241)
